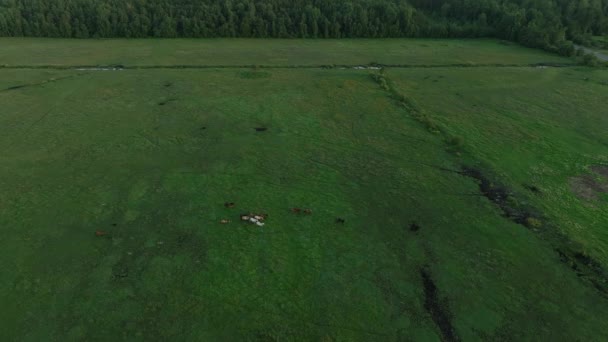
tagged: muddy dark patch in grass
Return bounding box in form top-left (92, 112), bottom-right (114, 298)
top-left (158, 98), bottom-right (177, 106)
top-left (2, 75), bottom-right (81, 92)
top-left (569, 174), bottom-right (608, 201)
top-left (524, 184), bottom-right (542, 194)
top-left (461, 167), bottom-right (541, 228)
top-left (556, 248), bottom-right (608, 295)
top-left (426, 154), bottom-right (607, 299)
top-left (591, 165), bottom-right (608, 179)
top-left (255, 127), bottom-right (268, 132)
top-left (163, 82), bottom-right (173, 88)
top-left (200, 126), bottom-right (206, 130)
top-left (5, 84), bottom-right (26, 91)
top-left (409, 222), bottom-right (421, 232)
top-left (574, 252), bottom-right (604, 270)
top-left (420, 267), bottom-right (460, 342)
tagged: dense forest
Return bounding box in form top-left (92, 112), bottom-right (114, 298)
top-left (0, 0), bottom-right (607, 55)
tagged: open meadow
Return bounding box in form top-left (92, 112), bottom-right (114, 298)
top-left (1, 39), bottom-right (607, 341)
top-left (0, 38), bottom-right (571, 67)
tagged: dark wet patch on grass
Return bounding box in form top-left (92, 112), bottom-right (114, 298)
top-left (373, 68), bottom-right (608, 300)
top-left (255, 127), bottom-right (268, 132)
top-left (569, 174), bottom-right (608, 201)
top-left (1, 74), bottom-right (82, 92)
top-left (461, 167), bottom-right (542, 229)
top-left (574, 251), bottom-right (605, 273)
top-left (556, 248), bottom-right (608, 295)
top-left (592, 165), bottom-right (608, 179)
top-left (524, 184), bottom-right (542, 194)
top-left (420, 267), bottom-right (460, 342)
top-left (459, 166), bottom-right (608, 297)
top-left (158, 98), bottom-right (177, 106)
top-left (5, 84), bottom-right (26, 90)
top-left (409, 222), bottom-right (421, 232)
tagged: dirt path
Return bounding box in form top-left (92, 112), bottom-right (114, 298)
top-left (575, 45), bottom-right (608, 62)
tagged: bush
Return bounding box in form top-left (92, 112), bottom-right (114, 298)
top-left (418, 115), bottom-right (440, 133)
top-left (371, 73), bottom-right (390, 91)
top-left (582, 53), bottom-right (600, 67)
top-left (525, 217), bottom-right (543, 228)
top-left (557, 41), bottom-right (575, 57)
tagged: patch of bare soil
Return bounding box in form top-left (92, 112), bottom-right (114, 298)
top-left (591, 165), bottom-right (608, 179)
top-left (420, 268), bottom-right (460, 342)
top-left (569, 172), bottom-right (608, 201)
top-left (556, 248), bottom-right (608, 296)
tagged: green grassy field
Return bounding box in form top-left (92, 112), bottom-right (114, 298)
top-left (390, 67), bottom-right (608, 260)
top-left (0, 38), bottom-right (571, 67)
top-left (1, 39), bottom-right (608, 341)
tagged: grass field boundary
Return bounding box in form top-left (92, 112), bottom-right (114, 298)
top-left (369, 69), bottom-right (608, 299)
top-left (0, 62), bottom-right (577, 70)
top-left (0, 73), bottom-right (85, 92)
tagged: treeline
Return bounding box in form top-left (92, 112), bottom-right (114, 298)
top-left (0, 0), bottom-right (607, 55)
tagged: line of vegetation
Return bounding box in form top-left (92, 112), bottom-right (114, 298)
top-left (420, 267), bottom-right (460, 342)
top-left (370, 68), bottom-right (608, 298)
top-left (0, 0), bottom-right (607, 57)
top-left (575, 49), bottom-right (608, 67)
top-left (0, 74), bottom-right (81, 92)
top-left (370, 69), bottom-right (465, 154)
top-left (0, 62), bottom-right (578, 70)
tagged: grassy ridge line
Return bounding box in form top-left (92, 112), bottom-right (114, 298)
top-left (0, 74), bottom-right (85, 92)
top-left (370, 69), bottom-right (608, 298)
top-left (0, 62), bottom-right (576, 70)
